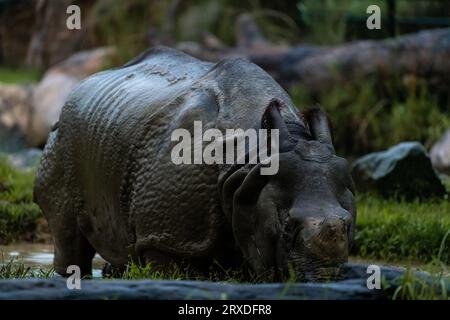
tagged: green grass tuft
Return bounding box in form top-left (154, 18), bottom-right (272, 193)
top-left (388, 259), bottom-right (449, 300)
top-left (0, 257), bottom-right (55, 279)
top-left (0, 158), bottom-right (42, 244)
top-left (107, 259), bottom-right (263, 283)
top-left (354, 194), bottom-right (450, 264)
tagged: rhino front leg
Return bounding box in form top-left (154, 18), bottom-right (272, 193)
top-left (34, 128), bottom-right (96, 278)
top-left (52, 225), bottom-right (96, 278)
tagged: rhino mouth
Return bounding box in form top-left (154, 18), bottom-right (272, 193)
top-left (300, 266), bottom-right (345, 282)
top-left (288, 251), bottom-right (346, 282)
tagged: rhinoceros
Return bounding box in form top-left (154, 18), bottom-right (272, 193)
top-left (34, 47), bottom-right (356, 281)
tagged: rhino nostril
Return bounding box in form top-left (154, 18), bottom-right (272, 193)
top-left (319, 216), bottom-right (348, 239)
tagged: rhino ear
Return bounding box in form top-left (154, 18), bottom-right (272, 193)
top-left (302, 107), bottom-right (335, 150)
top-left (262, 99), bottom-right (294, 152)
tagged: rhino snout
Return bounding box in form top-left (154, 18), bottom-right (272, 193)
top-left (301, 213), bottom-right (350, 252)
top-left (288, 210), bottom-right (351, 281)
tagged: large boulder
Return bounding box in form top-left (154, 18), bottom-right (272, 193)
top-left (29, 47), bottom-right (116, 146)
top-left (351, 142), bottom-right (446, 199)
top-left (430, 129), bottom-right (450, 175)
top-left (0, 48), bottom-right (116, 149)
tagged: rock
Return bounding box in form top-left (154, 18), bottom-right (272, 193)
top-left (1, 263), bottom-right (443, 300)
top-left (0, 84), bottom-right (34, 151)
top-left (1, 48), bottom-right (116, 149)
top-left (29, 73), bottom-right (79, 147)
top-left (0, 148), bottom-right (42, 171)
top-left (351, 142), bottom-right (446, 199)
top-left (430, 129), bottom-right (450, 175)
top-left (29, 47), bottom-right (116, 146)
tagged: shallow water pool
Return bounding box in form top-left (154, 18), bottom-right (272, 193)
top-left (0, 243), bottom-right (106, 278)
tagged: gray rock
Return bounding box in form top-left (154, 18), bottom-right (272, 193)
top-left (351, 142), bottom-right (446, 199)
top-left (1, 263), bottom-right (439, 300)
top-left (431, 129), bottom-right (450, 175)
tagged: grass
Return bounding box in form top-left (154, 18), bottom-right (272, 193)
top-left (291, 78), bottom-right (450, 156)
top-left (0, 256), bottom-right (54, 279)
top-left (386, 232), bottom-right (450, 300)
top-left (354, 194), bottom-right (450, 264)
top-left (390, 262), bottom-right (449, 300)
top-left (109, 259), bottom-right (266, 284)
top-left (298, 0), bottom-right (350, 45)
top-left (0, 158), bottom-right (42, 244)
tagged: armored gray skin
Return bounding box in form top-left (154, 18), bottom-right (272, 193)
top-left (34, 47), bottom-right (356, 281)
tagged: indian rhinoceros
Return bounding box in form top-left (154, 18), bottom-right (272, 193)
top-left (34, 46), bottom-right (356, 281)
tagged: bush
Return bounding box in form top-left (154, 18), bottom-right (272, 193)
top-left (290, 78), bottom-right (450, 157)
top-left (0, 158), bottom-right (42, 244)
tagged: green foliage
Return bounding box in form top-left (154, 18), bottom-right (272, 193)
top-left (297, 0), bottom-right (350, 44)
top-left (119, 260), bottom-right (188, 281)
top-left (297, 0), bottom-right (450, 42)
top-left (90, 0), bottom-right (301, 65)
top-left (0, 257), bottom-right (55, 279)
top-left (108, 259), bottom-right (262, 283)
top-left (90, 0), bottom-right (159, 65)
top-left (388, 83), bottom-right (450, 149)
top-left (388, 251), bottom-right (449, 300)
top-left (0, 67), bottom-right (40, 84)
top-left (441, 174), bottom-right (450, 194)
top-left (177, 2), bottom-right (300, 45)
top-left (396, 0), bottom-right (450, 17)
top-left (354, 194), bottom-right (450, 264)
top-left (0, 158), bottom-right (42, 244)
top-left (290, 79), bottom-right (450, 156)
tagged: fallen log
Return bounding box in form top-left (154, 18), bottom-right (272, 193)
top-left (177, 15), bottom-right (450, 95)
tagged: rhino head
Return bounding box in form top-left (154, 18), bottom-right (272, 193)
top-left (220, 99), bottom-right (356, 282)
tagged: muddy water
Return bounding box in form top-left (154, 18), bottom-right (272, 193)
top-left (0, 243), bottom-right (106, 278)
